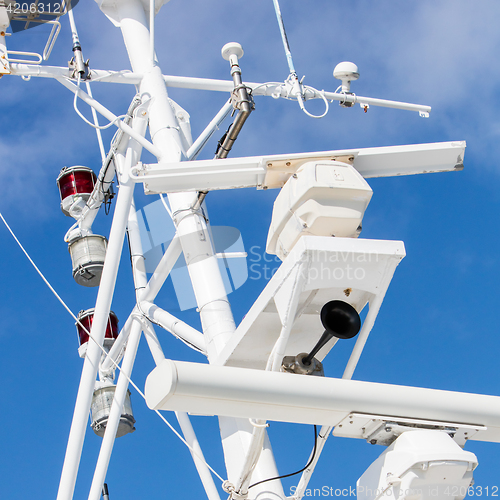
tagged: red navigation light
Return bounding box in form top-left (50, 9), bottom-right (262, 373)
top-left (76, 309), bottom-right (119, 347)
top-left (57, 166), bottom-right (97, 217)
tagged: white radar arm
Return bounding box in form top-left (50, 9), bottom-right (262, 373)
top-left (9, 62), bottom-right (431, 117)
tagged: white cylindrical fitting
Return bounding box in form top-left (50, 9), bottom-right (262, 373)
top-left (145, 359), bottom-right (500, 444)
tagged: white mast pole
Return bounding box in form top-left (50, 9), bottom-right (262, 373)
top-left (107, 3), bottom-right (287, 498)
top-left (111, 0), bottom-right (236, 359)
top-left (87, 137), bottom-right (153, 500)
top-left (56, 104), bottom-right (148, 500)
top-left (90, 186), bottom-right (220, 500)
top-left (87, 316), bottom-right (144, 500)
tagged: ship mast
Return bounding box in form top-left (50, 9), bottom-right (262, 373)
top-left (0, 1), bottom-right (494, 499)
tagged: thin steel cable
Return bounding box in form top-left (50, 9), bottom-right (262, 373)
top-left (0, 212), bottom-right (81, 325)
top-left (0, 211), bottom-right (225, 484)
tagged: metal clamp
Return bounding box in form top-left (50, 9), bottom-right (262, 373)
top-left (230, 84), bottom-right (255, 111)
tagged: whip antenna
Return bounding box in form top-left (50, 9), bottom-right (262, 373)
top-left (271, 0), bottom-right (328, 118)
top-left (271, 0), bottom-right (297, 77)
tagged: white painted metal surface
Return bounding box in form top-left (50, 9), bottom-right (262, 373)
top-left (7, 65), bottom-right (431, 116)
top-left (130, 141), bottom-right (465, 194)
top-left (333, 413), bottom-right (486, 447)
top-left (95, 2), bottom-right (280, 499)
top-left (88, 317), bottom-right (143, 500)
top-left (176, 411), bottom-right (223, 500)
top-left (57, 104), bottom-right (148, 500)
top-left (357, 431), bottom-right (477, 500)
top-left (2, 1), bottom-right (491, 498)
top-left (145, 359), bottom-right (500, 443)
top-left (266, 161), bottom-right (373, 259)
top-left (215, 236), bottom-right (405, 370)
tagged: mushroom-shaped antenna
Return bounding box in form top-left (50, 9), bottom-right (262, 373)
top-left (221, 42), bottom-right (244, 66)
top-left (333, 61), bottom-right (360, 92)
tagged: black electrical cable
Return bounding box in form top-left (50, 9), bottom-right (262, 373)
top-left (101, 167), bottom-right (114, 216)
top-left (98, 94), bottom-right (140, 216)
top-left (248, 424), bottom-right (318, 490)
top-left (103, 186), bottom-right (114, 215)
top-left (215, 123), bottom-right (233, 157)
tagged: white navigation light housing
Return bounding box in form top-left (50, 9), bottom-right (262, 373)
top-left (333, 61), bottom-right (360, 93)
top-left (266, 161), bottom-right (372, 260)
top-left (68, 234), bottom-right (108, 287)
top-left (357, 431), bottom-right (477, 500)
top-left (90, 382), bottom-right (136, 438)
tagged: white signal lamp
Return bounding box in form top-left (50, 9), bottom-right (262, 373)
top-left (90, 382), bottom-right (135, 438)
top-left (68, 234), bottom-right (108, 288)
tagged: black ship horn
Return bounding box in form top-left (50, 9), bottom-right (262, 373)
top-left (302, 300), bottom-right (361, 366)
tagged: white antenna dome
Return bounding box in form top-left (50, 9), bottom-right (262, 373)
top-left (221, 42), bottom-right (244, 66)
top-left (333, 61), bottom-right (359, 92)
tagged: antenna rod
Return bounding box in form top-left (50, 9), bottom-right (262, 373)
top-left (216, 43), bottom-right (254, 159)
top-left (67, 2), bottom-right (87, 77)
top-left (271, 0), bottom-right (296, 76)
top-left (270, 0), bottom-right (308, 112)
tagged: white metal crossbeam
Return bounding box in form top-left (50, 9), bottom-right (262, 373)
top-left (130, 141), bottom-right (465, 194)
top-left (145, 359), bottom-right (500, 444)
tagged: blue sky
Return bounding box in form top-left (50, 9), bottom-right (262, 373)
top-left (1, 0), bottom-right (500, 498)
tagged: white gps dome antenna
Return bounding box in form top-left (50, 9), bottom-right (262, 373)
top-left (333, 61), bottom-right (359, 92)
top-left (221, 42), bottom-right (244, 66)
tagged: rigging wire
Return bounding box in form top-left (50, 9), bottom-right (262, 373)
top-left (0, 211), bottom-right (224, 484)
top-left (0, 211), bottom-right (83, 329)
top-left (299, 87), bottom-right (329, 119)
top-left (65, 95), bottom-right (141, 230)
top-left (248, 424), bottom-right (318, 490)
